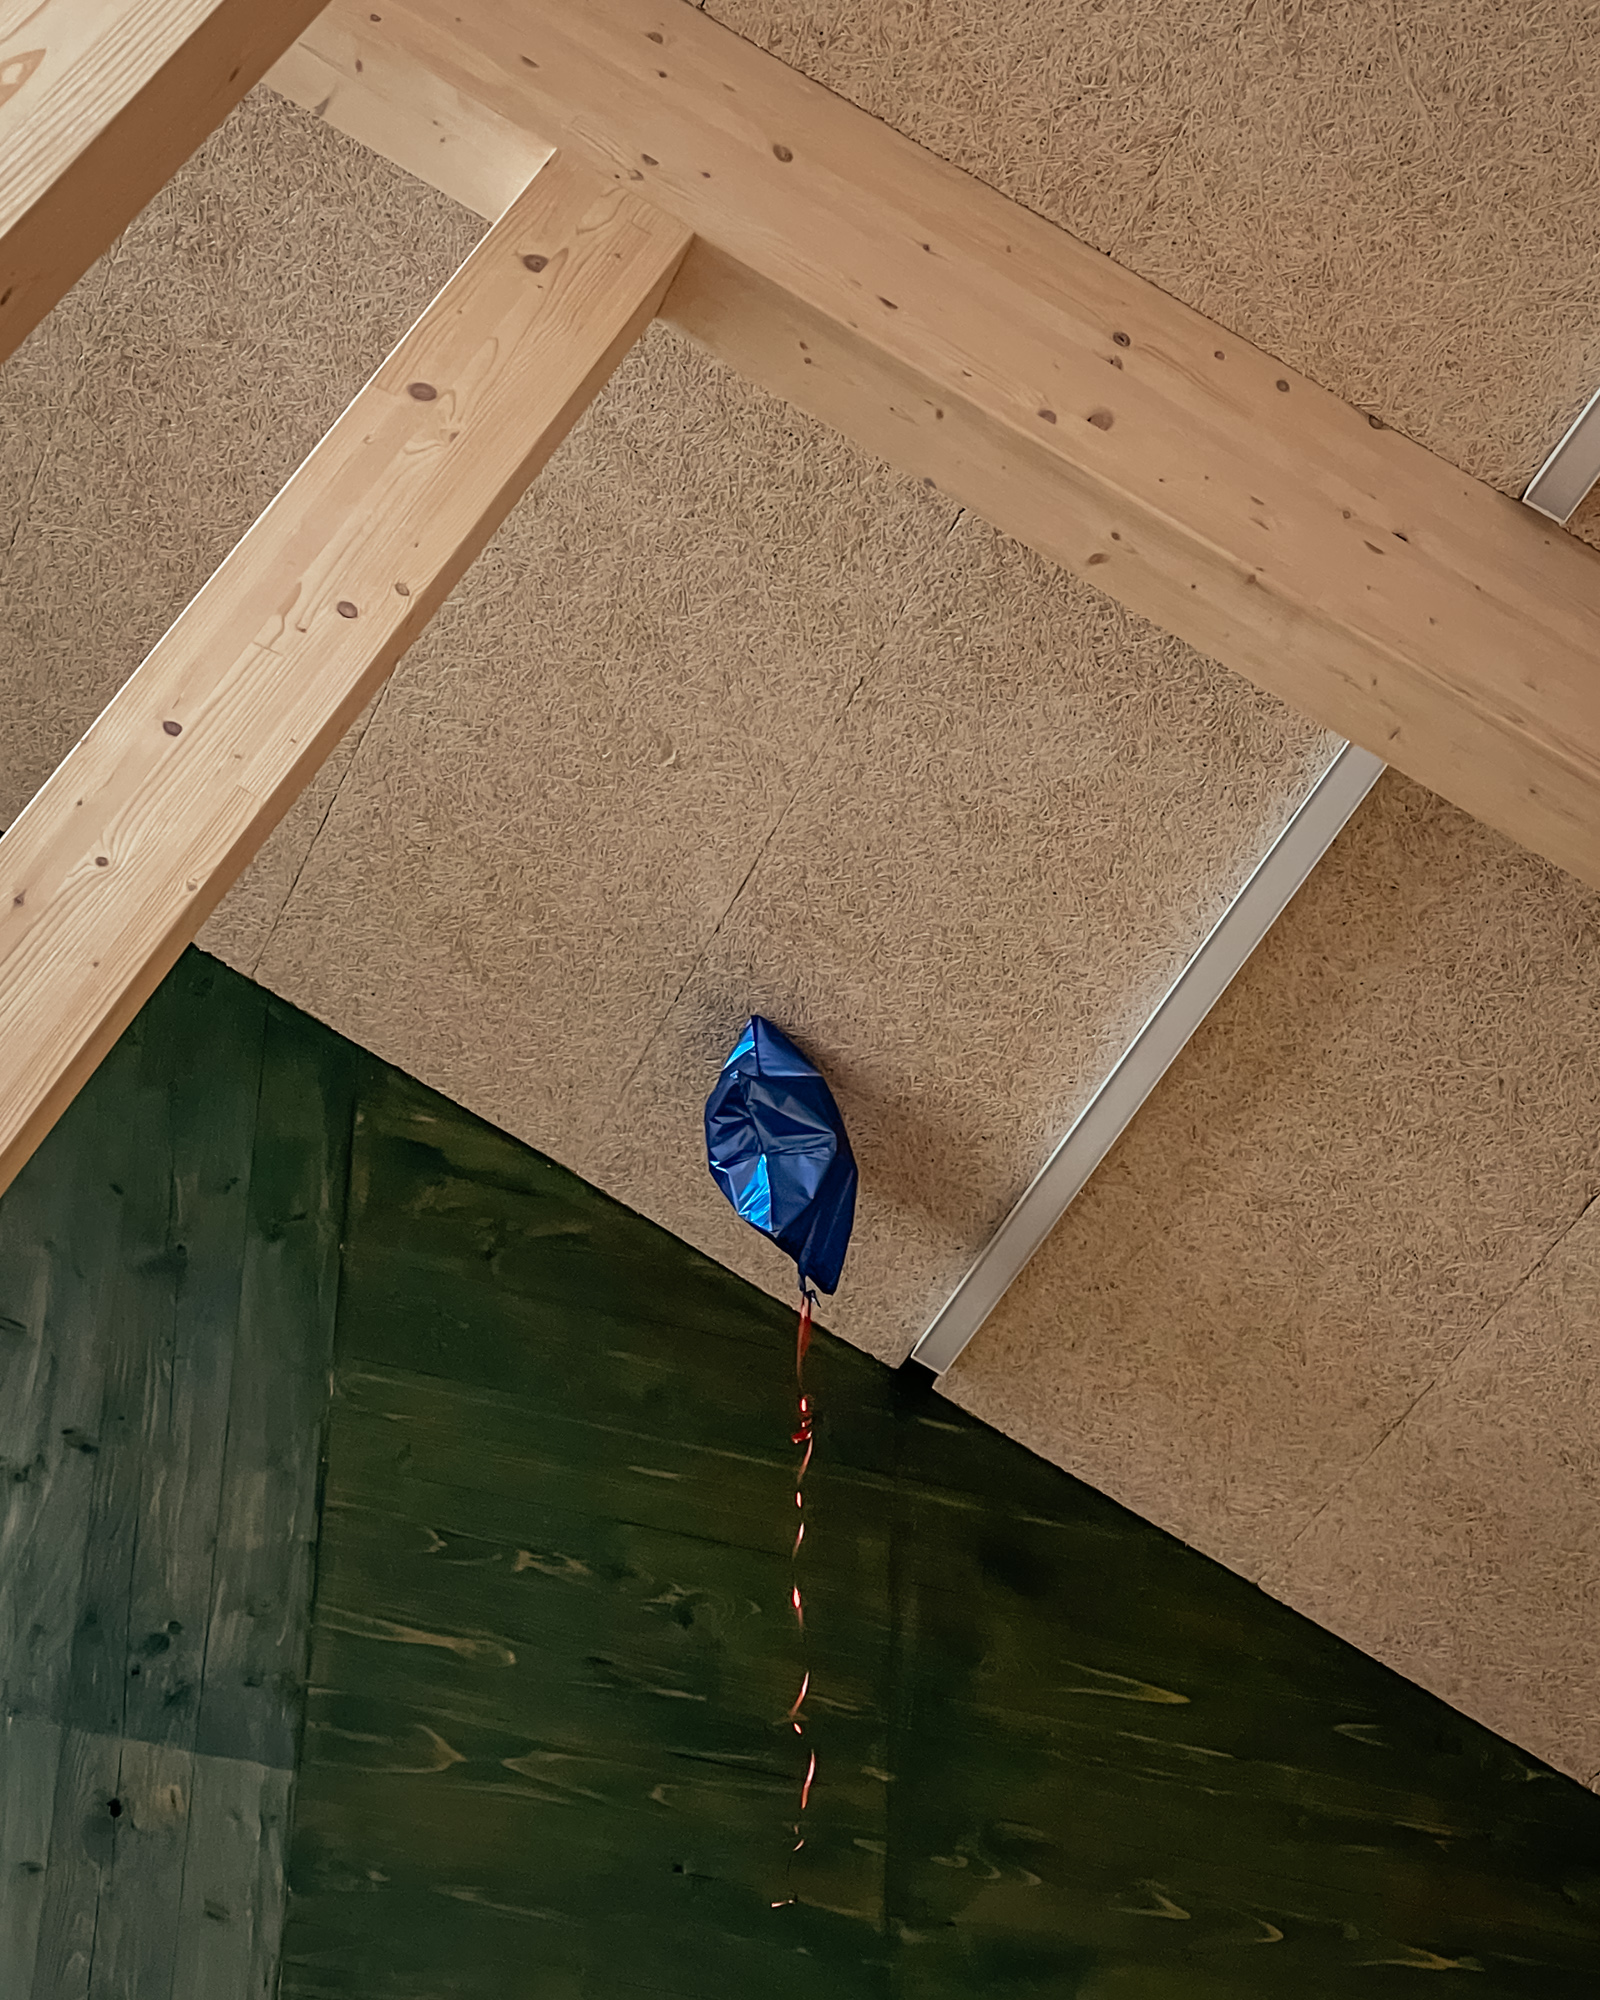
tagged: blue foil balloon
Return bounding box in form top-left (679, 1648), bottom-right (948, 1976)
top-left (705, 1017), bottom-right (857, 1296)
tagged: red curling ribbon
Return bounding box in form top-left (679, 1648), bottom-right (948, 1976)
top-left (774, 1289), bottom-right (817, 1908)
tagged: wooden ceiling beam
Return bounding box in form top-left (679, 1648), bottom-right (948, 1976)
top-left (271, 0), bottom-right (1600, 891)
top-left (0, 153), bottom-right (690, 1197)
top-left (0, 0), bottom-right (330, 368)
top-left (267, 3), bottom-right (552, 222)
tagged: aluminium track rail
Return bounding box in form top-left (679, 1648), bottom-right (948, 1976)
top-left (913, 376), bottom-right (1600, 1379)
top-left (911, 741), bottom-right (1385, 1374)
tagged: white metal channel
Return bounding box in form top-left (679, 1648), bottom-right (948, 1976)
top-left (1523, 384), bottom-right (1600, 523)
top-left (912, 740), bottom-right (1386, 1376)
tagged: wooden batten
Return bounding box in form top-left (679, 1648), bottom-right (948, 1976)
top-left (0, 152), bottom-right (691, 1196)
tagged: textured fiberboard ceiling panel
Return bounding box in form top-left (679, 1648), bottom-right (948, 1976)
top-left (260, 491), bottom-right (1336, 1357)
top-left (705, 0), bottom-right (1600, 546)
top-left (674, 0), bottom-right (1600, 1789)
top-left (945, 776), bottom-right (1600, 1788)
top-left (0, 9), bottom-right (1598, 1789)
top-left (1260, 1194), bottom-right (1600, 1791)
top-left (0, 89), bottom-right (483, 957)
top-left (951, 771), bottom-right (1600, 1582)
top-left (0, 86), bottom-right (1329, 1331)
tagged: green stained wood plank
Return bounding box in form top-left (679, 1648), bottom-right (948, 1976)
top-left (85, 1737), bottom-right (193, 2000)
top-left (58, 1740), bottom-right (295, 2000)
top-left (331, 1249), bottom-right (900, 1482)
top-left (0, 951), bottom-right (360, 2000)
top-left (118, 961), bottom-right (266, 1753)
top-left (325, 1376), bottom-right (801, 1561)
top-left (295, 1661), bottom-right (888, 1849)
top-left (285, 1765), bottom-right (875, 1915)
top-left (172, 1753), bottom-right (293, 2000)
top-left (0, 1715), bottom-right (60, 1990)
top-left (882, 1742), bottom-right (1600, 1960)
top-left (300, 1619), bottom-right (886, 1831)
top-left (21, 1732), bottom-right (288, 2000)
top-left (284, 1839), bottom-right (889, 2000)
top-left (348, 1064), bottom-right (798, 1353)
top-left (310, 1490), bottom-right (889, 1690)
top-left (0, 1018), bottom-right (145, 1727)
top-left (294, 1686), bottom-right (887, 1858)
top-left (316, 1410), bottom-right (890, 1648)
top-left (58, 975), bottom-right (191, 1744)
top-left (54, 960), bottom-right (268, 1749)
top-left (192, 996), bottom-right (355, 1772)
top-left (29, 1725), bottom-right (120, 2000)
top-left (286, 1041), bottom-right (1600, 2000)
top-left (322, 1362), bottom-right (900, 1577)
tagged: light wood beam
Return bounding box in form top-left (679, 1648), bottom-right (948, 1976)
top-left (271, 0), bottom-right (1600, 891)
top-left (0, 0), bottom-right (331, 367)
top-left (0, 153), bottom-right (690, 1197)
top-left (268, 5), bottom-right (552, 222)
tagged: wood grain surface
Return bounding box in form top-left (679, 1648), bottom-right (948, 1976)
top-left (273, 0), bottom-right (1600, 892)
top-left (6, 948), bottom-right (1600, 1993)
top-left (0, 0), bottom-right (327, 366)
top-left (0, 950), bottom-right (352, 1998)
top-left (0, 149), bottom-right (689, 1201)
top-left (283, 1056), bottom-right (1600, 1998)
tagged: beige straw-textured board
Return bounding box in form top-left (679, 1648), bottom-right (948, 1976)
top-left (0, 150), bottom-right (690, 1195)
top-left (267, 0), bottom-right (1600, 892)
top-left (261, 495), bottom-right (1335, 1348)
top-left (1259, 1194), bottom-right (1600, 1789)
top-left (2, 43), bottom-right (1599, 1793)
top-left (707, 0), bottom-right (1600, 539)
top-left (0, 0), bottom-right (327, 367)
top-left (943, 768), bottom-right (1600, 1781)
top-left (0, 93), bottom-right (484, 874)
top-left (0, 87), bottom-right (1330, 1292)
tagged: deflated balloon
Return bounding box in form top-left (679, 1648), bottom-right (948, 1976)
top-left (704, 1016), bottom-right (857, 1296)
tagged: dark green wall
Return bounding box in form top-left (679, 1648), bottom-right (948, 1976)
top-left (5, 953), bottom-right (1600, 1999)
top-left (0, 952), bottom-right (351, 1997)
top-left (286, 991), bottom-right (1600, 1997)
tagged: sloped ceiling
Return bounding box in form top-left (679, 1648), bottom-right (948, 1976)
top-left (708, 0), bottom-right (1600, 538)
top-left (1, 0), bottom-right (1598, 1790)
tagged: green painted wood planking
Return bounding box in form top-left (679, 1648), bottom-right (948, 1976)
top-left (326, 1369), bottom-right (832, 1562)
top-left (0, 1011), bottom-right (146, 1730)
top-left (86, 960), bottom-right (267, 1755)
top-left (0, 952), bottom-right (360, 1999)
top-left (5, 944), bottom-right (1600, 1996)
top-left (284, 1037), bottom-right (1600, 1998)
top-left (172, 1750), bottom-right (294, 2000)
top-left (192, 999), bottom-right (354, 1772)
top-left (347, 1063), bottom-right (801, 1352)
top-left (118, 964), bottom-right (266, 1756)
top-left (82, 1737), bottom-right (199, 1991)
top-left (27, 1724), bottom-right (120, 1994)
top-left (0, 1716), bottom-right (60, 1980)
top-left (313, 1479), bottom-right (891, 1675)
top-left (19, 1730), bottom-right (294, 2000)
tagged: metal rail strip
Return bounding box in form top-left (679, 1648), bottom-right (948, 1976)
top-left (911, 741), bottom-right (1386, 1376)
top-left (1524, 385), bottom-right (1600, 524)
top-left (911, 379), bottom-right (1597, 1379)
